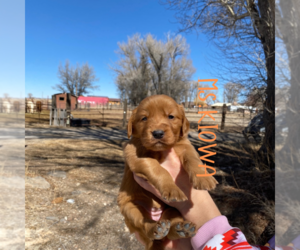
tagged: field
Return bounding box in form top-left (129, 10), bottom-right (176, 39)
top-left (25, 107), bottom-right (253, 131)
top-left (23, 108), bottom-right (275, 250)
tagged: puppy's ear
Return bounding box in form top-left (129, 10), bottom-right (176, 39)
top-left (127, 108), bottom-right (137, 139)
top-left (178, 105), bottom-right (190, 137)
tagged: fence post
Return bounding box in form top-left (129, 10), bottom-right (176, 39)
top-left (50, 109), bottom-right (52, 125)
top-left (123, 99), bottom-right (127, 128)
top-left (102, 105), bottom-right (104, 124)
top-left (221, 104), bottom-right (226, 130)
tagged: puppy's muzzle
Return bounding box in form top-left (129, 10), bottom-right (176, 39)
top-left (152, 130), bottom-right (164, 139)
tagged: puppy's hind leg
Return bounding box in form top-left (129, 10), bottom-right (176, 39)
top-left (146, 219), bottom-right (171, 241)
top-left (161, 208), bottom-right (197, 240)
top-left (121, 202), bottom-right (170, 241)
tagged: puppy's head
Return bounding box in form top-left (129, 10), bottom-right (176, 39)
top-left (127, 95), bottom-right (189, 151)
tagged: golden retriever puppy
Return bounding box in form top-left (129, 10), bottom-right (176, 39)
top-left (118, 95), bottom-right (218, 250)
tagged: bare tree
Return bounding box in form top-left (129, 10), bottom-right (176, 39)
top-left (244, 87), bottom-right (265, 110)
top-left (145, 33), bottom-right (195, 101)
top-left (199, 83), bottom-right (219, 105)
top-left (53, 60), bottom-right (99, 96)
top-left (186, 81), bottom-right (219, 106)
top-left (223, 82), bottom-right (243, 103)
top-left (163, 0), bottom-right (275, 167)
top-left (111, 33), bottom-right (195, 105)
top-left (187, 81), bottom-right (198, 105)
top-left (111, 34), bottom-right (151, 105)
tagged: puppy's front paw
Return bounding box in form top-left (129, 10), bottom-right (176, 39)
top-left (173, 221), bottom-right (197, 238)
top-left (190, 174), bottom-right (218, 191)
top-left (160, 186), bottom-right (188, 202)
top-left (153, 220), bottom-right (171, 240)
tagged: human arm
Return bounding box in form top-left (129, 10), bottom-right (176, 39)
top-left (134, 148), bottom-right (274, 250)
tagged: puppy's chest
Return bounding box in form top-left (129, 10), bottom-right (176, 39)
top-left (142, 151), bottom-right (165, 162)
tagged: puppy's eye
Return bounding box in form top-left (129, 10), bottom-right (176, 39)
top-left (141, 117), bottom-right (147, 121)
top-left (168, 115), bottom-right (174, 120)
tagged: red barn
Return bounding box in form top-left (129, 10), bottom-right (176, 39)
top-left (78, 96), bottom-right (109, 108)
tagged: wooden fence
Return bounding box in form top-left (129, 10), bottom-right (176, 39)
top-left (25, 102), bottom-right (254, 130)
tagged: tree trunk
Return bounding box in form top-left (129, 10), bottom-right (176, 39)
top-left (257, 0), bottom-right (275, 168)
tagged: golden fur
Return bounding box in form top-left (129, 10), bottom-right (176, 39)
top-left (118, 95), bottom-right (217, 250)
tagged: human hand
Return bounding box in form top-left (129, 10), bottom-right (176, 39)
top-left (133, 148), bottom-right (221, 230)
top-left (133, 148), bottom-right (193, 213)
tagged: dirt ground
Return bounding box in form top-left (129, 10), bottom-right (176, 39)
top-left (25, 139), bottom-right (142, 250)
top-left (24, 127), bottom-right (275, 250)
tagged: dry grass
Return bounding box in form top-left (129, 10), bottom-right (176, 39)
top-left (0, 112), bottom-right (25, 128)
top-left (188, 136), bottom-right (274, 245)
top-left (25, 108), bottom-right (252, 129)
top-left (25, 110), bottom-right (51, 125)
top-left (24, 132), bottom-right (274, 249)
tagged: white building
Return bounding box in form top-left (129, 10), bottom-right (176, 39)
top-left (211, 102), bottom-right (232, 108)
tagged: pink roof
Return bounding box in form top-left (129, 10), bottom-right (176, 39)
top-left (78, 96), bottom-right (108, 104)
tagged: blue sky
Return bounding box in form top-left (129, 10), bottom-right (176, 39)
top-left (0, 0), bottom-right (25, 98)
top-left (2, 0), bottom-right (224, 99)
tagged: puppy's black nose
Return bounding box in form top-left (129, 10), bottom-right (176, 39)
top-left (152, 130), bottom-right (164, 139)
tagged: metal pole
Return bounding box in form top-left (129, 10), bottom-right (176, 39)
top-left (123, 99), bottom-right (127, 128)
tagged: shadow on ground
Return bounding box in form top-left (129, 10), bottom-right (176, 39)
top-left (25, 130), bottom-right (274, 249)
